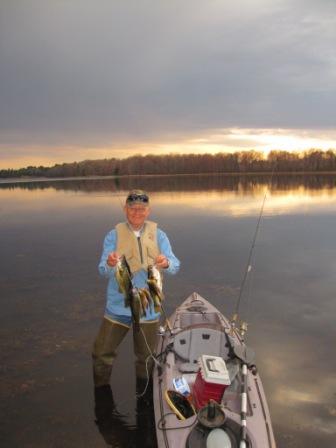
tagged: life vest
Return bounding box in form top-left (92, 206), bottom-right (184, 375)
top-left (115, 221), bottom-right (160, 274)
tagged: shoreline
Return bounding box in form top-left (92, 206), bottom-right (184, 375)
top-left (1, 170), bottom-right (336, 185)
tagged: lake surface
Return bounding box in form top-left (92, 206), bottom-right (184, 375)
top-left (1, 174), bottom-right (335, 448)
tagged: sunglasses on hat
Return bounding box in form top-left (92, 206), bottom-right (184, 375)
top-left (126, 193), bottom-right (149, 203)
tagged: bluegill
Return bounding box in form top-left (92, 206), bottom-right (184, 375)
top-left (115, 255), bottom-right (133, 307)
top-left (129, 287), bottom-right (142, 332)
top-left (147, 265), bottom-right (164, 313)
top-left (138, 288), bottom-right (152, 316)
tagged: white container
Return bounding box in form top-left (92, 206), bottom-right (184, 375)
top-left (198, 355), bottom-right (231, 385)
top-left (173, 376), bottom-right (191, 396)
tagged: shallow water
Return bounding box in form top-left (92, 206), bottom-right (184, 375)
top-left (1, 174), bottom-right (335, 447)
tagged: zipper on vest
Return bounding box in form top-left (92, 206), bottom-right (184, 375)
top-left (137, 236), bottom-right (144, 264)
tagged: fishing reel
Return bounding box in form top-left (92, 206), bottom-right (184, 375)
top-left (230, 314), bottom-right (248, 340)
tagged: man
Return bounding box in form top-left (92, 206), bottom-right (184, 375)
top-left (92, 190), bottom-right (180, 387)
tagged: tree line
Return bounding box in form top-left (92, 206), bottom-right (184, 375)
top-left (1, 149), bottom-right (336, 179)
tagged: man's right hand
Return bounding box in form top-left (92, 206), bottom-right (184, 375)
top-left (107, 252), bottom-right (120, 267)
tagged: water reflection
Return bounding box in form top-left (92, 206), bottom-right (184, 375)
top-left (0, 174), bottom-right (335, 447)
top-left (2, 175), bottom-right (336, 219)
top-left (1, 173), bottom-right (336, 194)
top-left (94, 382), bottom-right (157, 448)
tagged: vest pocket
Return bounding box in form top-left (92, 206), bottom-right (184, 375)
top-left (147, 246), bottom-right (158, 265)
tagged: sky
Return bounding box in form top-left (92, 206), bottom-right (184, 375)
top-left (0, 0), bottom-right (336, 169)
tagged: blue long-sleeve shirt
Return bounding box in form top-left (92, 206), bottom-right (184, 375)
top-left (98, 226), bottom-right (180, 324)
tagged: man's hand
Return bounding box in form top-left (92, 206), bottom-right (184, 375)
top-left (155, 254), bottom-right (169, 269)
top-left (107, 252), bottom-right (120, 267)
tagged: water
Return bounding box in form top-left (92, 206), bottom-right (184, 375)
top-left (1, 174), bottom-right (335, 447)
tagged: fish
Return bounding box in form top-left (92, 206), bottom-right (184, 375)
top-left (147, 264), bottom-right (164, 313)
top-left (115, 255), bottom-right (133, 307)
top-left (138, 288), bottom-right (152, 316)
top-left (129, 287), bottom-right (142, 332)
top-left (114, 256), bottom-right (144, 331)
top-left (149, 264), bottom-right (162, 290)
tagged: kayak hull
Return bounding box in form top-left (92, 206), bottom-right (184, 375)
top-left (153, 292), bottom-right (276, 448)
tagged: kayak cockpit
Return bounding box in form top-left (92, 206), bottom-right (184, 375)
top-left (173, 326), bottom-right (232, 373)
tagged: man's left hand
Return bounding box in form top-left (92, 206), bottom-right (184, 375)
top-left (155, 254), bottom-right (169, 269)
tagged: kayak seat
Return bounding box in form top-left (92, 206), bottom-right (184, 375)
top-left (173, 328), bottom-right (230, 373)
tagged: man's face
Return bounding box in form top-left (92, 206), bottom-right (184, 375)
top-left (125, 204), bottom-right (150, 230)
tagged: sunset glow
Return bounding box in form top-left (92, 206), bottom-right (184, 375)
top-left (151, 128), bottom-right (336, 156)
top-left (1, 128), bottom-right (335, 170)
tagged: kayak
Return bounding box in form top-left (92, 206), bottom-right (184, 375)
top-left (153, 292), bottom-right (276, 448)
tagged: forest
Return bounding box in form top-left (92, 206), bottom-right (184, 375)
top-left (1, 149), bottom-right (336, 179)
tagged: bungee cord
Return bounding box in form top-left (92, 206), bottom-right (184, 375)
top-left (135, 327), bottom-right (162, 398)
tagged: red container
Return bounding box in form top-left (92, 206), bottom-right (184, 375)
top-left (193, 355), bottom-right (231, 409)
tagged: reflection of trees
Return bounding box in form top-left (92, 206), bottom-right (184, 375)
top-left (1, 150), bottom-right (336, 180)
top-left (1, 173), bottom-right (336, 194)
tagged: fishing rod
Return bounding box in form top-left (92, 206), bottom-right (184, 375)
top-left (232, 166), bottom-right (277, 337)
top-left (229, 168), bottom-right (277, 448)
top-left (232, 191), bottom-right (267, 322)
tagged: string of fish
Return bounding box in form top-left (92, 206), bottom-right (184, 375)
top-left (115, 255), bottom-right (164, 332)
top-left (115, 255), bottom-right (164, 399)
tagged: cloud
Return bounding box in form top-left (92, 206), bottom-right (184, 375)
top-left (0, 0), bottom-right (336, 166)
